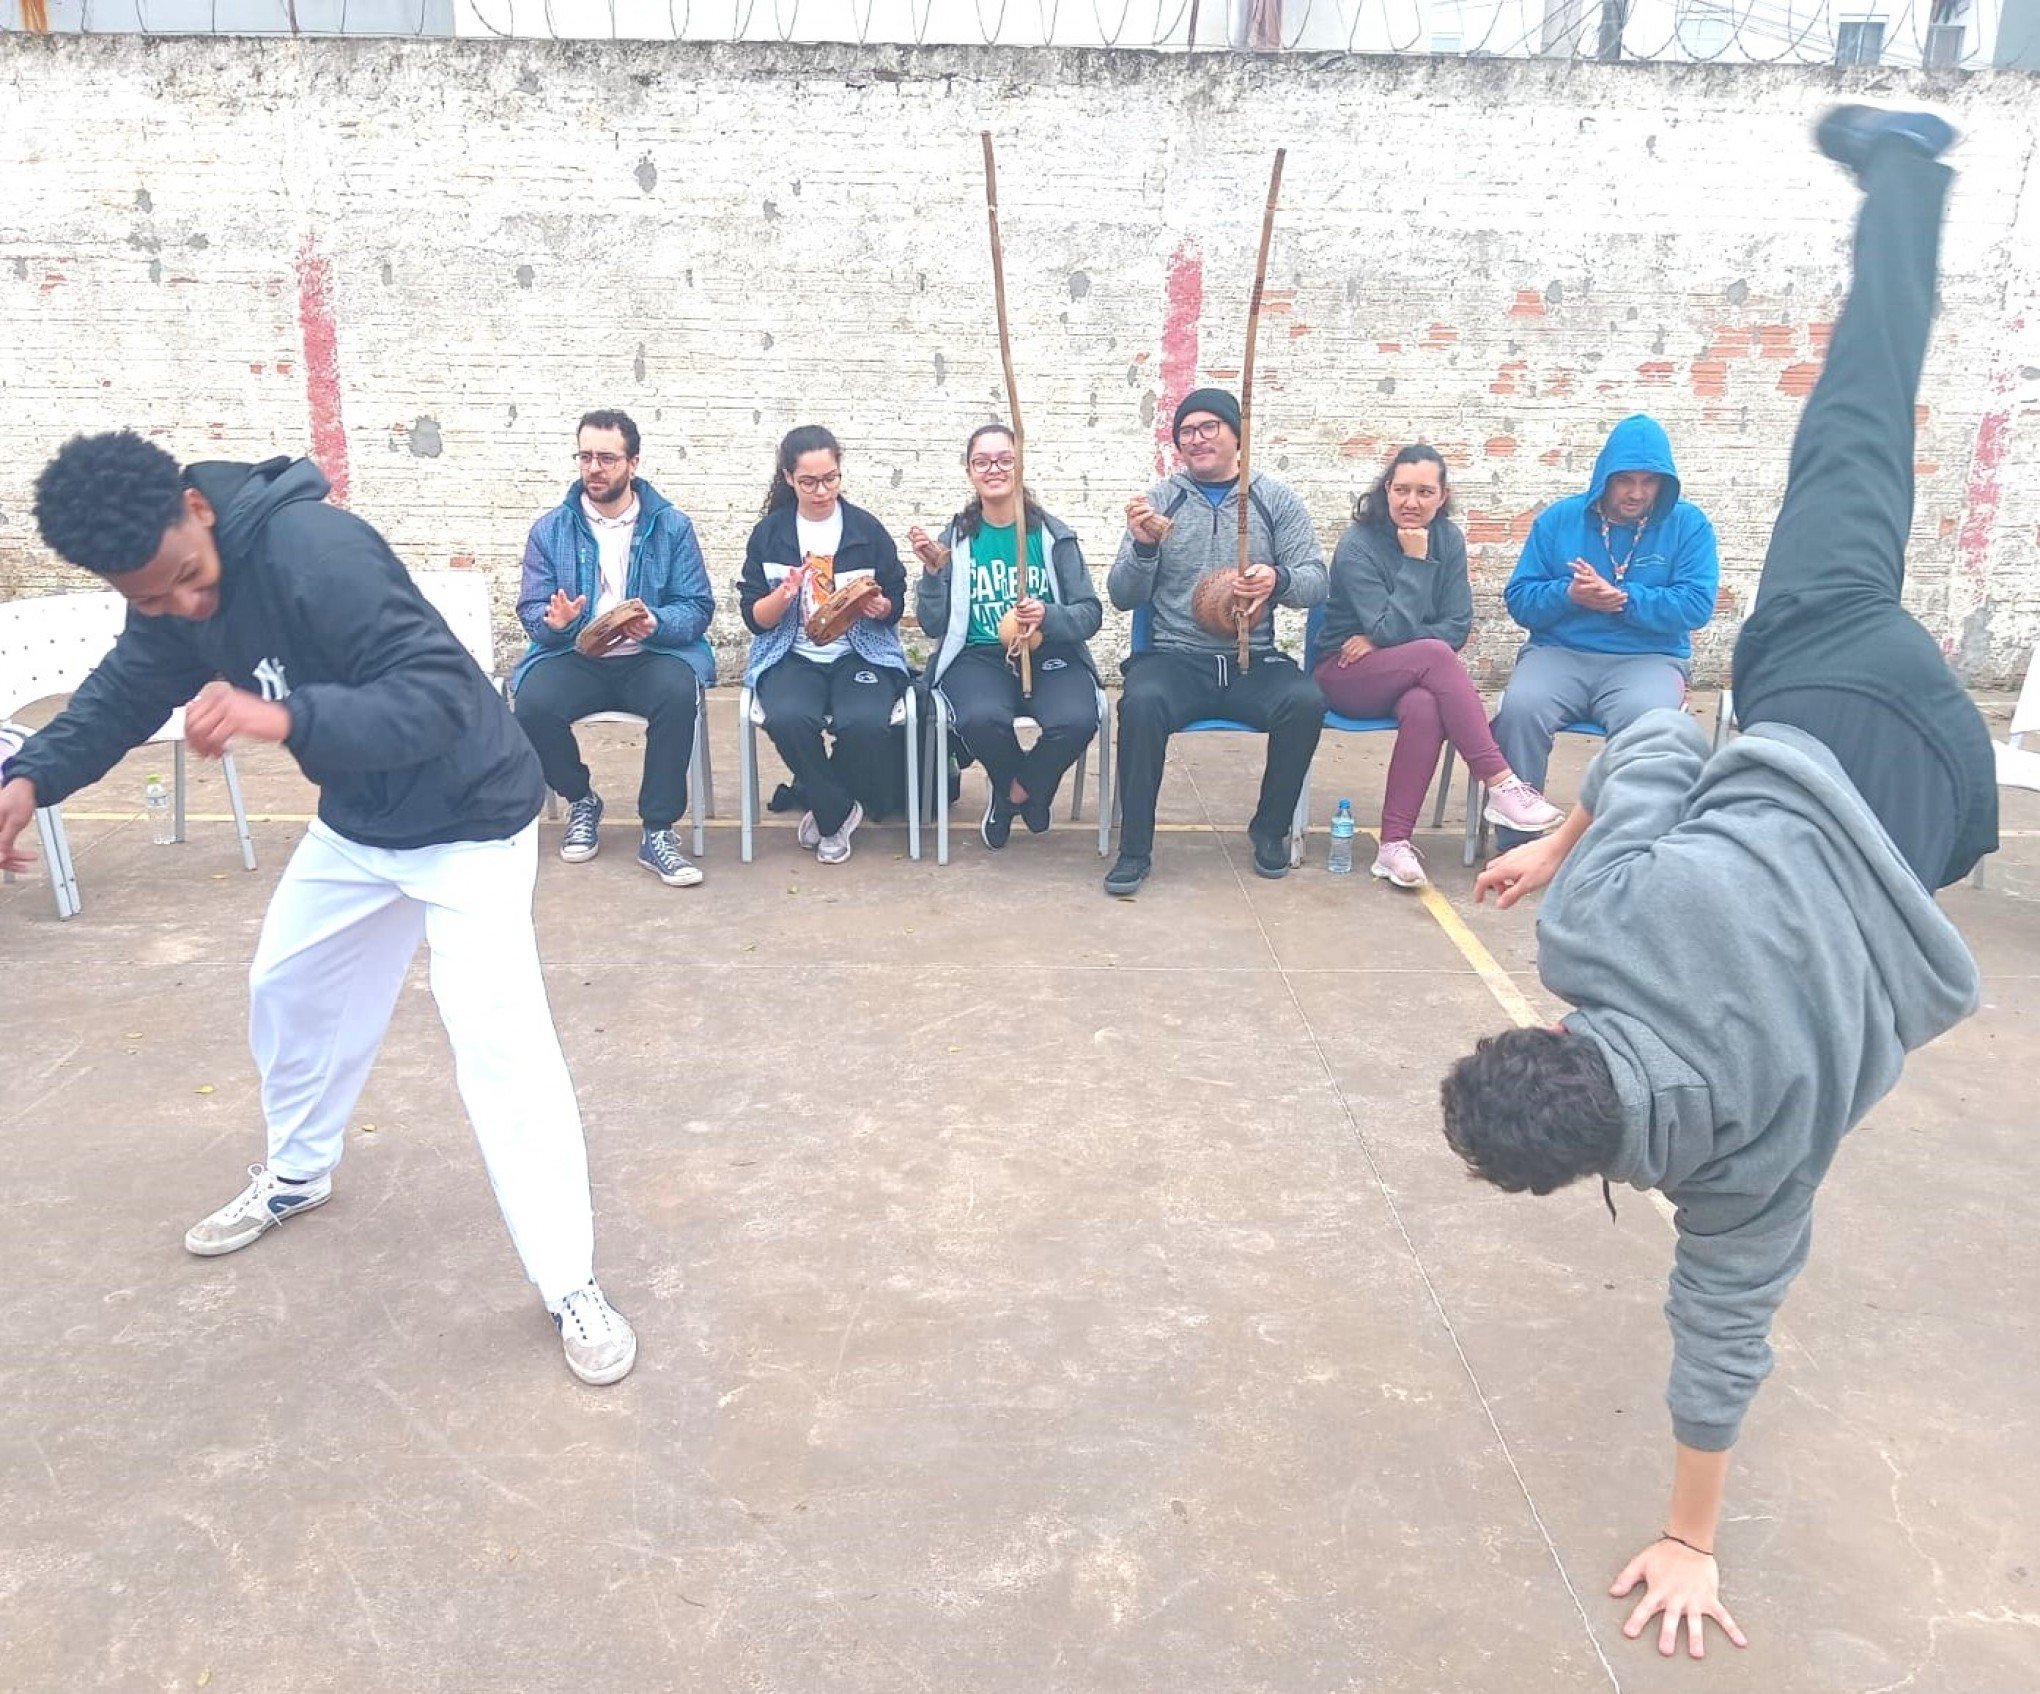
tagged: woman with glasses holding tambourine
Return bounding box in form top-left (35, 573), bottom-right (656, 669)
top-left (737, 425), bottom-right (911, 866)
top-left (909, 424), bottom-right (1102, 852)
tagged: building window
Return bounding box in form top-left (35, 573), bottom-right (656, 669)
top-left (1835, 18), bottom-right (1886, 62)
top-left (1923, 20), bottom-right (1965, 64)
top-left (1431, 32), bottom-right (1463, 52)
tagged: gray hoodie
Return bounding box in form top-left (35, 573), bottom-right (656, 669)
top-left (1107, 470), bottom-right (1327, 654)
top-left (1538, 710), bottom-right (1979, 1451)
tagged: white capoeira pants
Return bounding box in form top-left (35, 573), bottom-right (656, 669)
top-left (247, 818), bottom-right (593, 1308)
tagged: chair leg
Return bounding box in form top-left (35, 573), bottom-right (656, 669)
top-left (1291, 768), bottom-right (1311, 867)
top-left (739, 686), bottom-right (758, 864)
top-left (35, 806), bottom-right (77, 919)
top-left (1463, 769), bottom-right (1483, 868)
top-left (222, 752), bottom-right (258, 871)
top-left (1714, 685), bottom-right (1735, 753)
top-left (1971, 855), bottom-right (1988, 890)
top-left (1096, 693), bottom-right (1113, 856)
top-left (903, 687), bottom-right (921, 863)
top-left (934, 693), bottom-right (951, 868)
top-left (688, 731), bottom-right (708, 860)
top-left (172, 739), bottom-right (189, 844)
top-left (697, 690), bottom-right (718, 819)
top-left (1431, 746), bottom-right (1456, 830)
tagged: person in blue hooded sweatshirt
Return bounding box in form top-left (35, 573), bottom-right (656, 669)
top-left (1491, 415), bottom-right (1719, 848)
top-left (1439, 108), bottom-right (1993, 1658)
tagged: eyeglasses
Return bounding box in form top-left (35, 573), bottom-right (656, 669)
top-left (575, 451), bottom-right (627, 469)
top-left (1178, 419), bottom-right (1227, 443)
top-left (793, 470), bottom-right (842, 494)
top-left (968, 455), bottom-right (1017, 474)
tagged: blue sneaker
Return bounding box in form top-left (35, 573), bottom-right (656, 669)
top-left (1816, 105), bottom-right (1957, 180)
top-left (560, 792), bottom-right (604, 863)
top-left (637, 828), bottom-right (703, 887)
top-left (184, 1164), bottom-right (332, 1256)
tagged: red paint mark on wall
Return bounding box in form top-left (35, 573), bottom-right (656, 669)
top-left (296, 235), bottom-right (350, 504)
top-left (1154, 240), bottom-right (1203, 477)
top-left (1507, 290), bottom-right (1546, 319)
top-left (1958, 408), bottom-right (2013, 586)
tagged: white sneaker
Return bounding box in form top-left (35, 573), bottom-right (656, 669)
top-left (555, 1281), bottom-right (637, 1385)
top-left (1370, 838), bottom-right (1428, 889)
top-left (816, 801), bottom-right (864, 866)
top-left (796, 810), bottom-right (822, 852)
top-left (184, 1164), bottom-right (333, 1257)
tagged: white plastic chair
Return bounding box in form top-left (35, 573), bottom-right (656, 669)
top-left (0, 592), bottom-right (256, 920)
top-left (925, 679), bottom-right (1112, 865)
top-left (737, 677), bottom-right (919, 863)
top-left (412, 571), bottom-right (716, 858)
top-left (1974, 646), bottom-right (2040, 888)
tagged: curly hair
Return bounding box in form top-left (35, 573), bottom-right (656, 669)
top-left (33, 431), bottom-right (189, 575)
top-left (1439, 1026), bottom-right (1624, 1195)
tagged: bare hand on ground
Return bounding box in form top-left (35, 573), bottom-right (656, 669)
top-left (1612, 1539), bottom-right (1748, 1660)
top-left (184, 680), bottom-right (292, 759)
top-left (544, 590), bottom-right (588, 630)
top-left (1473, 834), bottom-right (1569, 908)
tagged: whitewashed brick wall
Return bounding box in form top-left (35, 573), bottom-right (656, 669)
top-left (1, 40), bottom-right (2035, 683)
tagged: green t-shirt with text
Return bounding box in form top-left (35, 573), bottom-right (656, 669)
top-left (965, 522), bottom-right (1048, 646)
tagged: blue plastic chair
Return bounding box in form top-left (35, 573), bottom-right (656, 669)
top-left (1108, 603), bottom-right (1307, 866)
top-left (1460, 705), bottom-right (1605, 867)
top-left (1294, 604), bottom-right (1458, 864)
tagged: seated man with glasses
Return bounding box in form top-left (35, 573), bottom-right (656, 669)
top-left (511, 409), bottom-right (717, 885)
top-left (1105, 387), bottom-right (1328, 896)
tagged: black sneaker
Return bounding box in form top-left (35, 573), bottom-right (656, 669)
top-left (1815, 105), bottom-right (1957, 181)
top-left (1019, 789), bottom-right (1054, 835)
top-left (1103, 853), bottom-right (1151, 897)
top-left (980, 792), bottom-right (1013, 852)
top-left (1251, 831), bottom-right (1291, 880)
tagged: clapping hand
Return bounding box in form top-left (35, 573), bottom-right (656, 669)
top-left (1568, 558), bottom-right (1627, 613)
top-left (543, 590), bottom-right (588, 631)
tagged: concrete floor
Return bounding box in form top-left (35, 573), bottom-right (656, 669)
top-left (3, 693), bottom-right (2036, 1694)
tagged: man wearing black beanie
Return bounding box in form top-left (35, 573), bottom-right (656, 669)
top-left (1104, 387), bottom-right (1328, 895)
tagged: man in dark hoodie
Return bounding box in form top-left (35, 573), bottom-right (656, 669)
top-left (1491, 413), bottom-right (1720, 848)
top-left (1439, 109), bottom-right (1992, 1656)
top-left (0, 434), bottom-right (638, 1386)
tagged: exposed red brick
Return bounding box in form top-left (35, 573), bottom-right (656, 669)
top-left (1778, 362), bottom-right (1821, 397)
top-left (1706, 326), bottom-right (1754, 360)
top-left (1540, 448), bottom-right (1564, 467)
top-left (1543, 370), bottom-right (1576, 397)
top-left (1422, 323), bottom-right (1458, 349)
top-left (1690, 359), bottom-right (1728, 398)
top-left (1485, 436), bottom-right (1517, 457)
top-left (1939, 517), bottom-right (1959, 537)
top-left (1507, 289), bottom-right (1546, 319)
top-left (1809, 322), bottom-right (1834, 352)
top-left (1915, 404), bottom-right (1930, 427)
top-left (1490, 359), bottom-right (1529, 396)
top-left (1337, 434), bottom-right (1381, 460)
top-left (1376, 341), bottom-right (1402, 354)
top-left (1915, 460), bottom-right (1940, 477)
top-left (1637, 361), bottom-right (1675, 385)
top-left (1288, 322), bottom-right (1311, 339)
top-left (1758, 324), bottom-right (1796, 358)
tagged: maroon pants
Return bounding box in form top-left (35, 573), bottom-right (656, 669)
top-left (1311, 638), bottom-right (1508, 842)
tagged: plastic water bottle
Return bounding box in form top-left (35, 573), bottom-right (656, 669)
top-left (1327, 799), bottom-right (1356, 875)
top-left (145, 773), bottom-right (174, 845)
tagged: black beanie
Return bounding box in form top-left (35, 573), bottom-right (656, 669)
top-left (1173, 387), bottom-right (1242, 443)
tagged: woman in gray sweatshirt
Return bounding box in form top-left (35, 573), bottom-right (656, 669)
top-left (1316, 445), bottom-right (1561, 887)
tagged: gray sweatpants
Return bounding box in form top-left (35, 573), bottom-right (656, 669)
top-left (1490, 644), bottom-right (1687, 845)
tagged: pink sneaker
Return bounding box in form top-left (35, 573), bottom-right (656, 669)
top-left (1482, 776), bottom-right (1565, 835)
top-left (1371, 838), bottom-right (1427, 889)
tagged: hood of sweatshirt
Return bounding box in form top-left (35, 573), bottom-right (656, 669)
top-left (1571, 721), bottom-right (1980, 1196)
top-left (184, 457), bottom-right (333, 596)
top-left (1585, 415), bottom-right (1682, 519)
